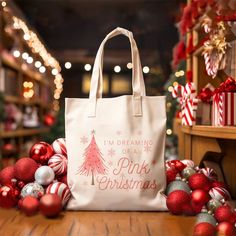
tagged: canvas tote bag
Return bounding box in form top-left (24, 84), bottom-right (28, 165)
top-left (65, 27), bottom-right (167, 211)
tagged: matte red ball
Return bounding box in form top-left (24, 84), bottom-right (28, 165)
top-left (193, 222), bottom-right (216, 236)
top-left (14, 158), bottom-right (38, 183)
top-left (188, 173), bottom-right (211, 191)
top-left (166, 190), bottom-right (190, 215)
top-left (0, 185), bottom-right (19, 208)
top-left (30, 142), bottom-right (54, 165)
top-left (166, 168), bottom-right (178, 184)
top-left (21, 196), bottom-right (39, 216)
top-left (214, 205), bottom-right (232, 223)
top-left (216, 222), bottom-right (235, 236)
top-left (39, 193), bottom-right (62, 218)
top-left (191, 189), bottom-right (210, 207)
top-left (0, 166), bottom-right (15, 185)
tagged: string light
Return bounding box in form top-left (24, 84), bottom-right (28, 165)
top-left (1, 1), bottom-right (6, 7)
top-left (166, 129), bottom-right (172, 135)
top-left (143, 66), bottom-right (150, 74)
top-left (84, 64), bottom-right (91, 71)
top-left (127, 62), bottom-right (132, 69)
top-left (23, 33), bottom-right (30, 41)
top-left (35, 61), bottom-right (41, 68)
top-left (22, 52), bottom-right (29, 60)
top-left (13, 50), bottom-right (20, 58)
top-left (168, 86), bottom-right (173, 92)
top-left (114, 65), bottom-right (121, 73)
top-left (26, 56), bottom-right (33, 64)
top-left (39, 66), bottom-right (46, 73)
top-left (175, 70), bottom-right (185, 77)
top-left (173, 81), bottom-right (178, 87)
top-left (52, 68), bottom-right (58, 75)
top-left (65, 62), bottom-right (72, 69)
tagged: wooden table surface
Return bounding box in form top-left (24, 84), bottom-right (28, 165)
top-left (0, 209), bottom-right (196, 236)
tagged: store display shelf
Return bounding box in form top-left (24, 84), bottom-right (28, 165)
top-left (181, 125), bottom-right (236, 140)
top-left (0, 128), bottom-right (50, 138)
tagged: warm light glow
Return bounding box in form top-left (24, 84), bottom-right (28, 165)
top-left (22, 52), bottom-right (29, 60)
top-left (173, 82), bottom-right (178, 87)
top-left (168, 86), bottom-right (173, 92)
top-left (65, 62), bottom-right (72, 69)
top-left (13, 50), bottom-right (20, 58)
top-left (84, 64), bottom-right (91, 71)
top-left (35, 61), bottom-right (41, 68)
top-left (167, 102), bottom-right (172, 108)
top-left (175, 70), bottom-right (185, 77)
top-left (56, 83), bottom-right (63, 89)
top-left (52, 68), bottom-right (58, 75)
top-left (28, 82), bottom-right (33, 88)
top-left (127, 62), bottom-right (133, 69)
top-left (23, 33), bottom-right (30, 40)
top-left (26, 56), bottom-right (33, 64)
top-left (23, 81), bottom-right (28, 87)
top-left (39, 66), bottom-right (46, 73)
top-left (143, 66), bottom-right (150, 74)
top-left (1, 1), bottom-right (6, 7)
top-left (54, 93), bottom-right (60, 99)
top-left (114, 65), bottom-right (121, 73)
top-left (166, 129), bottom-right (172, 135)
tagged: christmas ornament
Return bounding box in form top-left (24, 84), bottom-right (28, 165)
top-left (188, 173), bottom-right (211, 191)
top-left (214, 205), bottom-right (233, 223)
top-left (52, 138), bottom-right (67, 157)
top-left (14, 158), bottom-right (38, 183)
top-left (20, 182), bottom-right (44, 199)
top-left (46, 182), bottom-right (71, 206)
top-left (166, 168), bottom-right (178, 184)
top-left (181, 160), bottom-right (195, 168)
top-left (209, 187), bottom-right (230, 201)
top-left (207, 199), bottom-right (222, 213)
top-left (181, 167), bottom-right (196, 179)
top-left (166, 180), bottom-right (191, 195)
top-left (18, 198), bottom-right (23, 210)
top-left (44, 114), bottom-right (56, 127)
top-left (21, 196), bottom-right (39, 216)
top-left (191, 190), bottom-right (210, 208)
top-left (0, 185), bottom-right (19, 208)
top-left (166, 190), bottom-right (190, 215)
top-left (193, 222), bottom-right (216, 236)
top-left (182, 203), bottom-right (195, 216)
top-left (48, 154), bottom-right (67, 176)
top-left (57, 174), bottom-right (67, 185)
top-left (0, 166), bottom-right (15, 185)
top-left (39, 193), bottom-right (62, 218)
top-left (211, 180), bottom-right (228, 190)
top-left (30, 142), bottom-right (54, 165)
top-left (165, 160), bottom-right (186, 172)
top-left (216, 222), bottom-right (236, 236)
top-left (200, 167), bottom-right (218, 181)
top-left (17, 180), bottom-right (26, 190)
top-left (196, 213), bottom-right (217, 226)
top-left (35, 166), bottom-right (55, 186)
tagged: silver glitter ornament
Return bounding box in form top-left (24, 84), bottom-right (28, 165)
top-left (181, 167), bottom-right (196, 179)
top-left (196, 213), bottom-right (217, 226)
top-left (207, 199), bottom-right (222, 213)
top-left (20, 182), bottom-right (44, 198)
top-left (166, 180), bottom-right (191, 195)
top-left (35, 166), bottom-right (55, 186)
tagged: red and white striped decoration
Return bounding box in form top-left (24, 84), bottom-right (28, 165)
top-left (172, 82), bottom-right (198, 126)
top-left (46, 182), bottom-right (71, 206)
top-left (52, 138), bottom-right (67, 157)
top-left (203, 52), bottom-right (218, 78)
top-left (209, 187), bottom-right (231, 202)
top-left (181, 160), bottom-right (195, 168)
top-left (48, 154), bottom-right (67, 176)
top-left (200, 167), bottom-right (218, 181)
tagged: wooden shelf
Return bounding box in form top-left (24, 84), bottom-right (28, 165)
top-left (181, 125), bottom-right (236, 140)
top-left (0, 128), bottom-right (50, 138)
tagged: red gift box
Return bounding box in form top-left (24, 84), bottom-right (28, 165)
top-left (212, 77), bottom-right (236, 126)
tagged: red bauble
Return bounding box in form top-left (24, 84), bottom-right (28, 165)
top-left (188, 173), bottom-right (211, 191)
top-left (0, 185), bottom-right (19, 208)
top-left (39, 193), bottom-right (62, 218)
top-left (166, 168), bottom-right (178, 184)
top-left (21, 196), bottom-right (39, 216)
top-left (44, 114), bottom-right (56, 127)
top-left (166, 190), bottom-right (190, 215)
top-left (193, 222), bottom-right (216, 236)
top-left (182, 203), bottom-right (196, 216)
top-left (214, 205), bottom-right (232, 223)
top-left (14, 158), bottom-right (38, 183)
top-left (166, 160), bottom-right (186, 173)
top-left (0, 166), bottom-right (15, 185)
top-left (30, 142), bottom-right (54, 165)
top-left (191, 189), bottom-right (210, 208)
top-left (216, 222), bottom-right (235, 236)
top-left (18, 199), bottom-right (23, 209)
top-left (57, 174), bottom-right (68, 185)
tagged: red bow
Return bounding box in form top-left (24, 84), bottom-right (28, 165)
top-left (214, 77), bottom-right (236, 94)
top-left (198, 87), bottom-right (214, 103)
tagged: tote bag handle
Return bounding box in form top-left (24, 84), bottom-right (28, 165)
top-left (88, 27), bottom-right (146, 117)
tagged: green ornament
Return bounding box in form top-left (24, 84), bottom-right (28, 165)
top-left (181, 167), bottom-right (196, 179)
top-left (207, 199), bottom-right (222, 213)
top-left (196, 213), bottom-right (217, 226)
top-left (166, 180), bottom-right (191, 195)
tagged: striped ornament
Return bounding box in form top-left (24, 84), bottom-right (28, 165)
top-left (46, 182), bottom-right (71, 206)
top-left (52, 138), bottom-right (67, 157)
top-left (181, 160), bottom-right (195, 168)
top-left (172, 82), bottom-right (198, 126)
top-left (200, 167), bottom-right (218, 181)
top-left (48, 154), bottom-right (67, 176)
top-left (209, 187), bottom-right (230, 202)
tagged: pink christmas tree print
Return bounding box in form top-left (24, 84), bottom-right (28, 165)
top-left (79, 131), bottom-right (107, 185)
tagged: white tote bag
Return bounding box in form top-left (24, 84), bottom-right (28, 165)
top-left (65, 27), bottom-right (167, 211)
